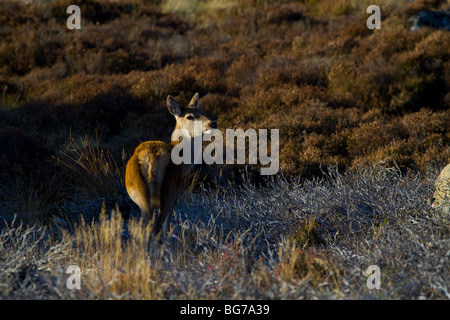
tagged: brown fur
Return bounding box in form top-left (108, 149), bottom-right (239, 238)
top-left (125, 93), bottom-right (216, 233)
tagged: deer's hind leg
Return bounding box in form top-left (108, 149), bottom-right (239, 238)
top-left (155, 163), bottom-right (184, 234)
top-left (148, 152), bottom-right (170, 211)
top-left (125, 154), bottom-right (152, 223)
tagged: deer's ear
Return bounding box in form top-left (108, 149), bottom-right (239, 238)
top-left (188, 92), bottom-right (200, 109)
top-left (167, 95), bottom-right (181, 116)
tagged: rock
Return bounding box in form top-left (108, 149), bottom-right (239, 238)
top-left (410, 10), bottom-right (450, 31)
top-left (432, 163), bottom-right (450, 213)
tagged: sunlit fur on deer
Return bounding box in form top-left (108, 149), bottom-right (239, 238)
top-left (125, 93), bottom-right (217, 233)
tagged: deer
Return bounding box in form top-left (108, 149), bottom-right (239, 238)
top-left (125, 93), bottom-right (217, 234)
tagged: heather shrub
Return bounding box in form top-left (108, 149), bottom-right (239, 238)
top-left (350, 118), bottom-right (408, 156)
top-left (199, 92), bottom-right (238, 116)
top-left (225, 54), bottom-right (260, 92)
top-left (0, 23), bottom-right (64, 76)
top-left (127, 70), bottom-right (171, 103)
top-left (405, 0), bottom-right (448, 13)
top-left (327, 59), bottom-right (358, 106)
top-left (0, 0), bottom-right (448, 233)
top-left (0, 126), bottom-right (52, 183)
top-left (51, 0), bottom-right (131, 24)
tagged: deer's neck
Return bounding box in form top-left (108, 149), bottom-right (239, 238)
top-left (170, 130), bottom-right (198, 177)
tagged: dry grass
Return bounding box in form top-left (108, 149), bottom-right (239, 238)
top-left (0, 161), bottom-right (448, 299)
top-left (55, 134), bottom-right (126, 199)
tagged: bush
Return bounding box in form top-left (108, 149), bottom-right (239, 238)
top-left (0, 0), bottom-right (448, 239)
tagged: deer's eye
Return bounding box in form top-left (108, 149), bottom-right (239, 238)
top-left (186, 115), bottom-right (195, 120)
